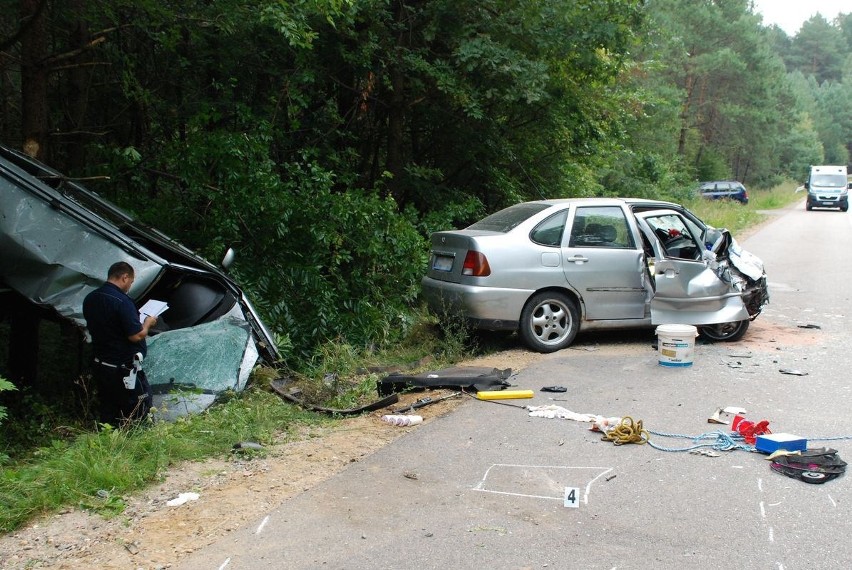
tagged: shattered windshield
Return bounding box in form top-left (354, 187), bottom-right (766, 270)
top-left (145, 317), bottom-right (257, 394)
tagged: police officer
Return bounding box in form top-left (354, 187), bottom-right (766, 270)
top-left (83, 261), bottom-right (157, 425)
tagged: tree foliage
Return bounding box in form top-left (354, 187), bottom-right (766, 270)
top-left (0, 0), bottom-right (850, 364)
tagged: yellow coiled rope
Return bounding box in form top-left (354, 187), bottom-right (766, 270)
top-left (600, 416), bottom-right (650, 446)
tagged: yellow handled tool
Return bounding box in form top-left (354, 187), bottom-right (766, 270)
top-left (476, 390), bottom-right (534, 400)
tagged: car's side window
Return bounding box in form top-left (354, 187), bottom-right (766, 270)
top-left (530, 210), bottom-right (568, 247)
top-left (569, 206), bottom-right (635, 248)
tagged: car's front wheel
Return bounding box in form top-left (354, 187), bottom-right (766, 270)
top-left (699, 320), bottom-right (750, 342)
top-left (519, 291), bottom-right (579, 353)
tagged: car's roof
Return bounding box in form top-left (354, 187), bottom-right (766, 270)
top-left (521, 197), bottom-right (682, 209)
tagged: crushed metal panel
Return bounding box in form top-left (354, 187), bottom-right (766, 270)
top-left (0, 144), bottom-right (280, 362)
top-left (727, 239), bottom-right (765, 281)
top-left (635, 217), bottom-right (766, 326)
top-left (146, 317), bottom-right (258, 421)
top-left (0, 174), bottom-right (162, 327)
top-left (651, 294), bottom-right (749, 325)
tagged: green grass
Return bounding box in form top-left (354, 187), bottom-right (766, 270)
top-left (0, 386), bottom-right (326, 532)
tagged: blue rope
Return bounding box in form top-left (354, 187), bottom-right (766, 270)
top-left (646, 430), bottom-right (852, 453)
top-left (647, 429), bottom-right (756, 452)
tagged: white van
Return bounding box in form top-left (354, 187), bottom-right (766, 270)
top-left (805, 165), bottom-right (850, 211)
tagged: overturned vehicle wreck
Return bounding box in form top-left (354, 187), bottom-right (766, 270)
top-left (0, 144), bottom-right (279, 420)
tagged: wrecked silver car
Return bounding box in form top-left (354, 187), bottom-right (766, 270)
top-left (0, 144), bottom-right (279, 418)
top-left (422, 198), bottom-right (768, 353)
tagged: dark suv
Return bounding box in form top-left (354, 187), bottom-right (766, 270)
top-left (698, 181), bottom-right (749, 204)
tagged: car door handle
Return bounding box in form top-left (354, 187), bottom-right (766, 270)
top-left (567, 255), bottom-right (589, 264)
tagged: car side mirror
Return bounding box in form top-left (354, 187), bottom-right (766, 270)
top-left (804, 182), bottom-right (809, 190)
top-left (848, 183), bottom-right (852, 190)
top-left (221, 247), bottom-right (235, 270)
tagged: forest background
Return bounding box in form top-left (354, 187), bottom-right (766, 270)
top-left (1, 0), bottom-right (850, 367)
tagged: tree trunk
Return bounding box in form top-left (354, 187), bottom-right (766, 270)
top-left (20, 0), bottom-right (50, 159)
top-left (385, 0), bottom-right (408, 206)
top-left (67, 0), bottom-right (90, 171)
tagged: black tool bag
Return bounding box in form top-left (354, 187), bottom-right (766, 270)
top-left (770, 447), bottom-right (847, 484)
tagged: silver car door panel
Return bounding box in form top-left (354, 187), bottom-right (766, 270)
top-left (562, 205), bottom-right (646, 320)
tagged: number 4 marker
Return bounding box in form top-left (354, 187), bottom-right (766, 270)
top-left (563, 487), bottom-right (579, 508)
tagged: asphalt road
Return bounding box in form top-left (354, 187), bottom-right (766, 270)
top-left (179, 199), bottom-right (852, 570)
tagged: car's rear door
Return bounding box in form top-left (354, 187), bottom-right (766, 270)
top-left (560, 205), bottom-right (649, 320)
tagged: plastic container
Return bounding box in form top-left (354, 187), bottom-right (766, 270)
top-left (476, 390), bottom-right (534, 400)
top-left (381, 414), bottom-right (423, 426)
top-left (655, 324), bottom-right (698, 367)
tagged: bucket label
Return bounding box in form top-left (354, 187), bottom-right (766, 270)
top-left (657, 329), bottom-right (696, 367)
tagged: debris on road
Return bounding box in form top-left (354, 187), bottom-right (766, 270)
top-left (381, 414), bottom-right (423, 426)
top-left (476, 389), bottom-right (533, 400)
top-left (166, 492), bottom-right (200, 507)
top-left (770, 448), bottom-right (847, 484)
top-left (689, 449), bottom-right (720, 457)
top-left (232, 441), bottom-right (264, 452)
top-left (377, 366), bottom-right (513, 395)
top-left (391, 392), bottom-right (461, 414)
top-left (707, 406), bottom-right (747, 424)
top-left (755, 433), bottom-right (807, 454)
top-left (271, 378), bottom-right (399, 415)
top-left (599, 416), bottom-right (649, 445)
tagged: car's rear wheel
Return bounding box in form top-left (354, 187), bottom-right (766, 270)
top-left (699, 320), bottom-right (749, 342)
top-left (519, 291), bottom-right (579, 353)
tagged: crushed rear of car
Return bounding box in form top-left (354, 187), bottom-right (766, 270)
top-left (422, 198), bottom-right (768, 353)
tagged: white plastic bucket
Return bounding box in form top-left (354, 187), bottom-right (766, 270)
top-left (655, 324), bottom-right (698, 367)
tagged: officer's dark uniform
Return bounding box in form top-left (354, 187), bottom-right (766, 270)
top-left (83, 282), bottom-right (153, 424)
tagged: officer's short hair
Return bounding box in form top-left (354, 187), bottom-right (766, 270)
top-left (107, 261), bottom-right (135, 280)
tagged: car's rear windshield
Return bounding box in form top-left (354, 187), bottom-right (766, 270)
top-left (467, 203), bottom-right (551, 232)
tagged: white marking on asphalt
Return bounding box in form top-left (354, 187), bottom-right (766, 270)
top-left (472, 464), bottom-right (613, 504)
top-left (218, 558), bottom-right (231, 570)
top-left (760, 501), bottom-right (766, 518)
top-left (256, 515), bottom-right (270, 534)
top-left (758, 478), bottom-right (763, 492)
top-left (827, 494), bottom-right (837, 508)
top-left (769, 527), bottom-right (774, 542)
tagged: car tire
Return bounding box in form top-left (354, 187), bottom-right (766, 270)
top-left (699, 320), bottom-right (749, 342)
top-left (806, 201), bottom-right (813, 211)
top-left (519, 291), bottom-right (579, 353)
